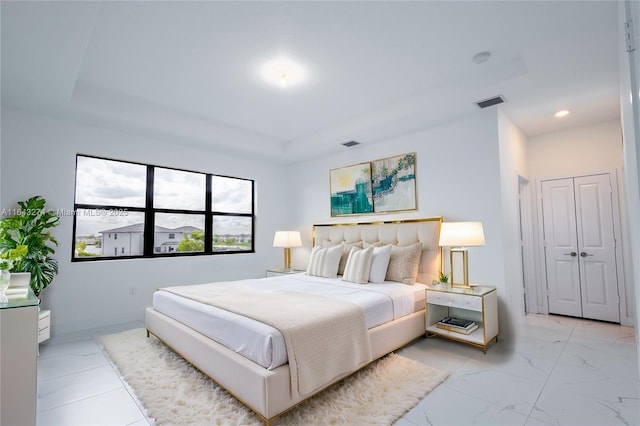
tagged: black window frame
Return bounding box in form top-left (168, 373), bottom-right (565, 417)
top-left (72, 154), bottom-right (255, 262)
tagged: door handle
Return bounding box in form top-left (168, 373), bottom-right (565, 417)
top-left (580, 252), bottom-right (593, 257)
top-left (564, 252), bottom-right (577, 257)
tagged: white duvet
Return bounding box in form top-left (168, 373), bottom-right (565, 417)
top-left (152, 273), bottom-right (426, 369)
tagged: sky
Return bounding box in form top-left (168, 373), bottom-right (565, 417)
top-left (74, 156), bottom-right (252, 236)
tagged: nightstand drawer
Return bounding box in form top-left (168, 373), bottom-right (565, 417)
top-left (38, 326), bottom-right (50, 343)
top-left (427, 290), bottom-right (482, 311)
top-left (38, 309), bottom-right (51, 344)
top-left (38, 309), bottom-right (50, 329)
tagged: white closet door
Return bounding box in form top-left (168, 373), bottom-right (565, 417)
top-left (542, 178), bottom-right (582, 317)
top-left (574, 174), bottom-right (620, 323)
top-left (542, 174), bottom-right (620, 322)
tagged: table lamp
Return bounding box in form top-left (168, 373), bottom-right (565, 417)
top-left (438, 222), bottom-right (485, 288)
top-left (273, 231), bottom-right (302, 271)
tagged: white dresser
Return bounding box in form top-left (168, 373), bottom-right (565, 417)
top-left (0, 288), bottom-right (39, 425)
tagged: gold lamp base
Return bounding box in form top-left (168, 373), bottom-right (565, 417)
top-left (282, 247), bottom-right (292, 271)
top-left (450, 247), bottom-right (471, 288)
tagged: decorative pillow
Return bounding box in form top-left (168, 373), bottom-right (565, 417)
top-left (342, 246), bottom-right (374, 284)
top-left (369, 244), bottom-right (392, 283)
top-left (385, 242), bottom-right (423, 285)
top-left (321, 241), bottom-right (363, 275)
top-left (306, 245), bottom-right (342, 279)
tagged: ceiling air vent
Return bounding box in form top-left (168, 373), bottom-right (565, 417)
top-left (342, 140), bottom-right (360, 147)
top-left (475, 95), bottom-right (506, 109)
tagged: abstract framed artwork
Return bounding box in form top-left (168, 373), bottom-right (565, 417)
top-left (371, 153), bottom-right (417, 213)
top-left (330, 162), bottom-right (374, 217)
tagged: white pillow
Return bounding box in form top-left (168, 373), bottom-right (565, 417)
top-left (342, 246), bottom-right (374, 284)
top-left (321, 240), bottom-right (363, 275)
top-left (306, 245), bottom-right (342, 279)
top-left (369, 244), bottom-right (392, 283)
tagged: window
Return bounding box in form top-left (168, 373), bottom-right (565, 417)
top-left (211, 176), bottom-right (253, 252)
top-left (72, 155), bottom-right (254, 261)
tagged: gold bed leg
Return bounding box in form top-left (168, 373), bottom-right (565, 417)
top-left (146, 329), bottom-right (150, 338)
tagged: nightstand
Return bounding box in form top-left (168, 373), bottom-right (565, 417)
top-left (266, 268), bottom-right (304, 277)
top-left (38, 308), bottom-right (51, 344)
top-left (425, 285), bottom-right (498, 353)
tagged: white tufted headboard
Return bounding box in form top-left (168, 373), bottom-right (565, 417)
top-left (312, 217), bottom-right (443, 284)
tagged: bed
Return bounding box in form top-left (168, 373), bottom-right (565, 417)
top-left (145, 217), bottom-right (442, 425)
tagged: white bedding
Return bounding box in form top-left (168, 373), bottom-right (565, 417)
top-left (152, 273), bottom-right (426, 369)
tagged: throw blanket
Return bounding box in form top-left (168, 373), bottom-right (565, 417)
top-left (160, 282), bottom-right (372, 398)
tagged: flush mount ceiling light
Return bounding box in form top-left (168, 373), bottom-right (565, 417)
top-left (554, 109), bottom-right (571, 118)
top-left (260, 56), bottom-right (305, 88)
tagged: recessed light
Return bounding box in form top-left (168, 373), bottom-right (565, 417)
top-left (260, 56), bottom-right (305, 88)
top-left (554, 109), bottom-right (570, 118)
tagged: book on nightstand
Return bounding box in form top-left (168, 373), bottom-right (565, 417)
top-left (436, 317), bottom-right (479, 335)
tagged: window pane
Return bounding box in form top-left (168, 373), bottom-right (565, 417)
top-left (155, 213), bottom-right (205, 254)
top-left (74, 209), bottom-right (145, 258)
top-left (212, 176), bottom-right (252, 213)
top-left (212, 216), bottom-right (252, 252)
top-left (154, 168), bottom-right (206, 210)
top-left (75, 156), bottom-right (146, 207)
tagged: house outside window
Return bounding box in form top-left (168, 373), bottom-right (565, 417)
top-left (72, 155), bottom-right (254, 261)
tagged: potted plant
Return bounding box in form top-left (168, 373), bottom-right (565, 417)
top-left (0, 258), bottom-right (12, 294)
top-left (437, 271), bottom-right (449, 285)
top-left (0, 196), bottom-right (60, 296)
top-left (0, 245), bottom-right (27, 290)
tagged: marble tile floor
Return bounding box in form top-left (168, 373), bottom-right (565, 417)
top-left (36, 314), bottom-right (639, 426)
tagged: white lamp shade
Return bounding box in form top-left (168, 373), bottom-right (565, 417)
top-left (438, 222), bottom-right (485, 247)
top-left (273, 231), bottom-right (302, 248)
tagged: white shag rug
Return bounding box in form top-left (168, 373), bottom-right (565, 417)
top-left (100, 328), bottom-right (448, 426)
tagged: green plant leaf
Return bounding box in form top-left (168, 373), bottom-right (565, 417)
top-left (0, 196), bottom-right (59, 295)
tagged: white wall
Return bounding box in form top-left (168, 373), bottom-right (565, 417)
top-left (497, 111), bottom-right (529, 337)
top-left (0, 108), bottom-right (290, 335)
top-left (528, 120), bottom-right (623, 178)
top-left (288, 109), bottom-right (521, 340)
top-left (527, 120), bottom-right (634, 325)
top-left (619, 0), bottom-right (640, 369)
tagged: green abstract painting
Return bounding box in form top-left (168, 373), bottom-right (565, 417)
top-left (330, 162), bottom-right (373, 216)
